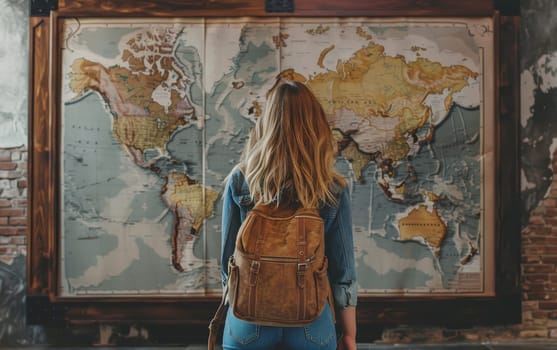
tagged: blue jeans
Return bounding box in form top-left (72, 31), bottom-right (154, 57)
top-left (222, 302), bottom-right (337, 350)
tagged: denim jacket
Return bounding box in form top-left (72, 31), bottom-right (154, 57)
top-left (220, 169), bottom-right (358, 309)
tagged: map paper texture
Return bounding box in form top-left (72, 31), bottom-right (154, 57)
top-left (58, 17), bottom-right (495, 297)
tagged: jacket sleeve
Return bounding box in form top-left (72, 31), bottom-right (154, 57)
top-left (325, 186), bottom-right (358, 309)
top-left (220, 176), bottom-right (242, 288)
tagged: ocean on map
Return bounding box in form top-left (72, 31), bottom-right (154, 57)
top-left (348, 105), bottom-right (480, 291)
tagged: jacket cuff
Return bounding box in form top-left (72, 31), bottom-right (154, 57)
top-left (331, 282), bottom-right (358, 309)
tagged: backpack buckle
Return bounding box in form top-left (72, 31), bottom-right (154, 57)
top-left (249, 260), bottom-right (260, 286)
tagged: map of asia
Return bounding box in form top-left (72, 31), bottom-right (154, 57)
top-left (59, 18), bottom-right (495, 297)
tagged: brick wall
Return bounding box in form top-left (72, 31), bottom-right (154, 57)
top-left (0, 147), bottom-right (27, 265)
top-left (520, 148), bottom-right (557, 339)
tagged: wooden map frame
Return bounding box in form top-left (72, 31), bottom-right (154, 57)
top-left (27, 0), bottom-right (521, 341)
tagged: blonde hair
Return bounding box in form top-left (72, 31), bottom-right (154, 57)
top-left (238, 78), bottom-right (346, 207)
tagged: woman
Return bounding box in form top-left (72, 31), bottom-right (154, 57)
top-left (221, 77), bottom-right (357, 350)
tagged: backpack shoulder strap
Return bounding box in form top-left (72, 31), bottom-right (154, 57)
top-left (208, 285), bottom-right (228, 350)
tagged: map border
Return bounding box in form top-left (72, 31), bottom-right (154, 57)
top-left (55, 16), bottom-right (496, 298)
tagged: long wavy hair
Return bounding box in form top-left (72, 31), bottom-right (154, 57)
top-left (237, 78), bottom-right (346, 208)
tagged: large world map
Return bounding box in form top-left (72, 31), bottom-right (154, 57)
top-left (59, 18), bottom-right (495, 296)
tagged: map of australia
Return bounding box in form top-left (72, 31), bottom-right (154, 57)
top-left (59, 18), bottom-right (494, 296)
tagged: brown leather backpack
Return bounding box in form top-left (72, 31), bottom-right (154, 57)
top-left (208, 203), bottom-right (334, 349)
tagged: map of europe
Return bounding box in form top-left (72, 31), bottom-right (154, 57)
top-left (59, 18), bottom-right (495, 296)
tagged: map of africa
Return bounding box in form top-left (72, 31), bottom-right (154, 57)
top-left (58, 17), bottom-right (495, 297)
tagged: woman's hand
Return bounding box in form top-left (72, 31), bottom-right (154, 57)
top-left (337, 334), bottom-right (357, 350)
